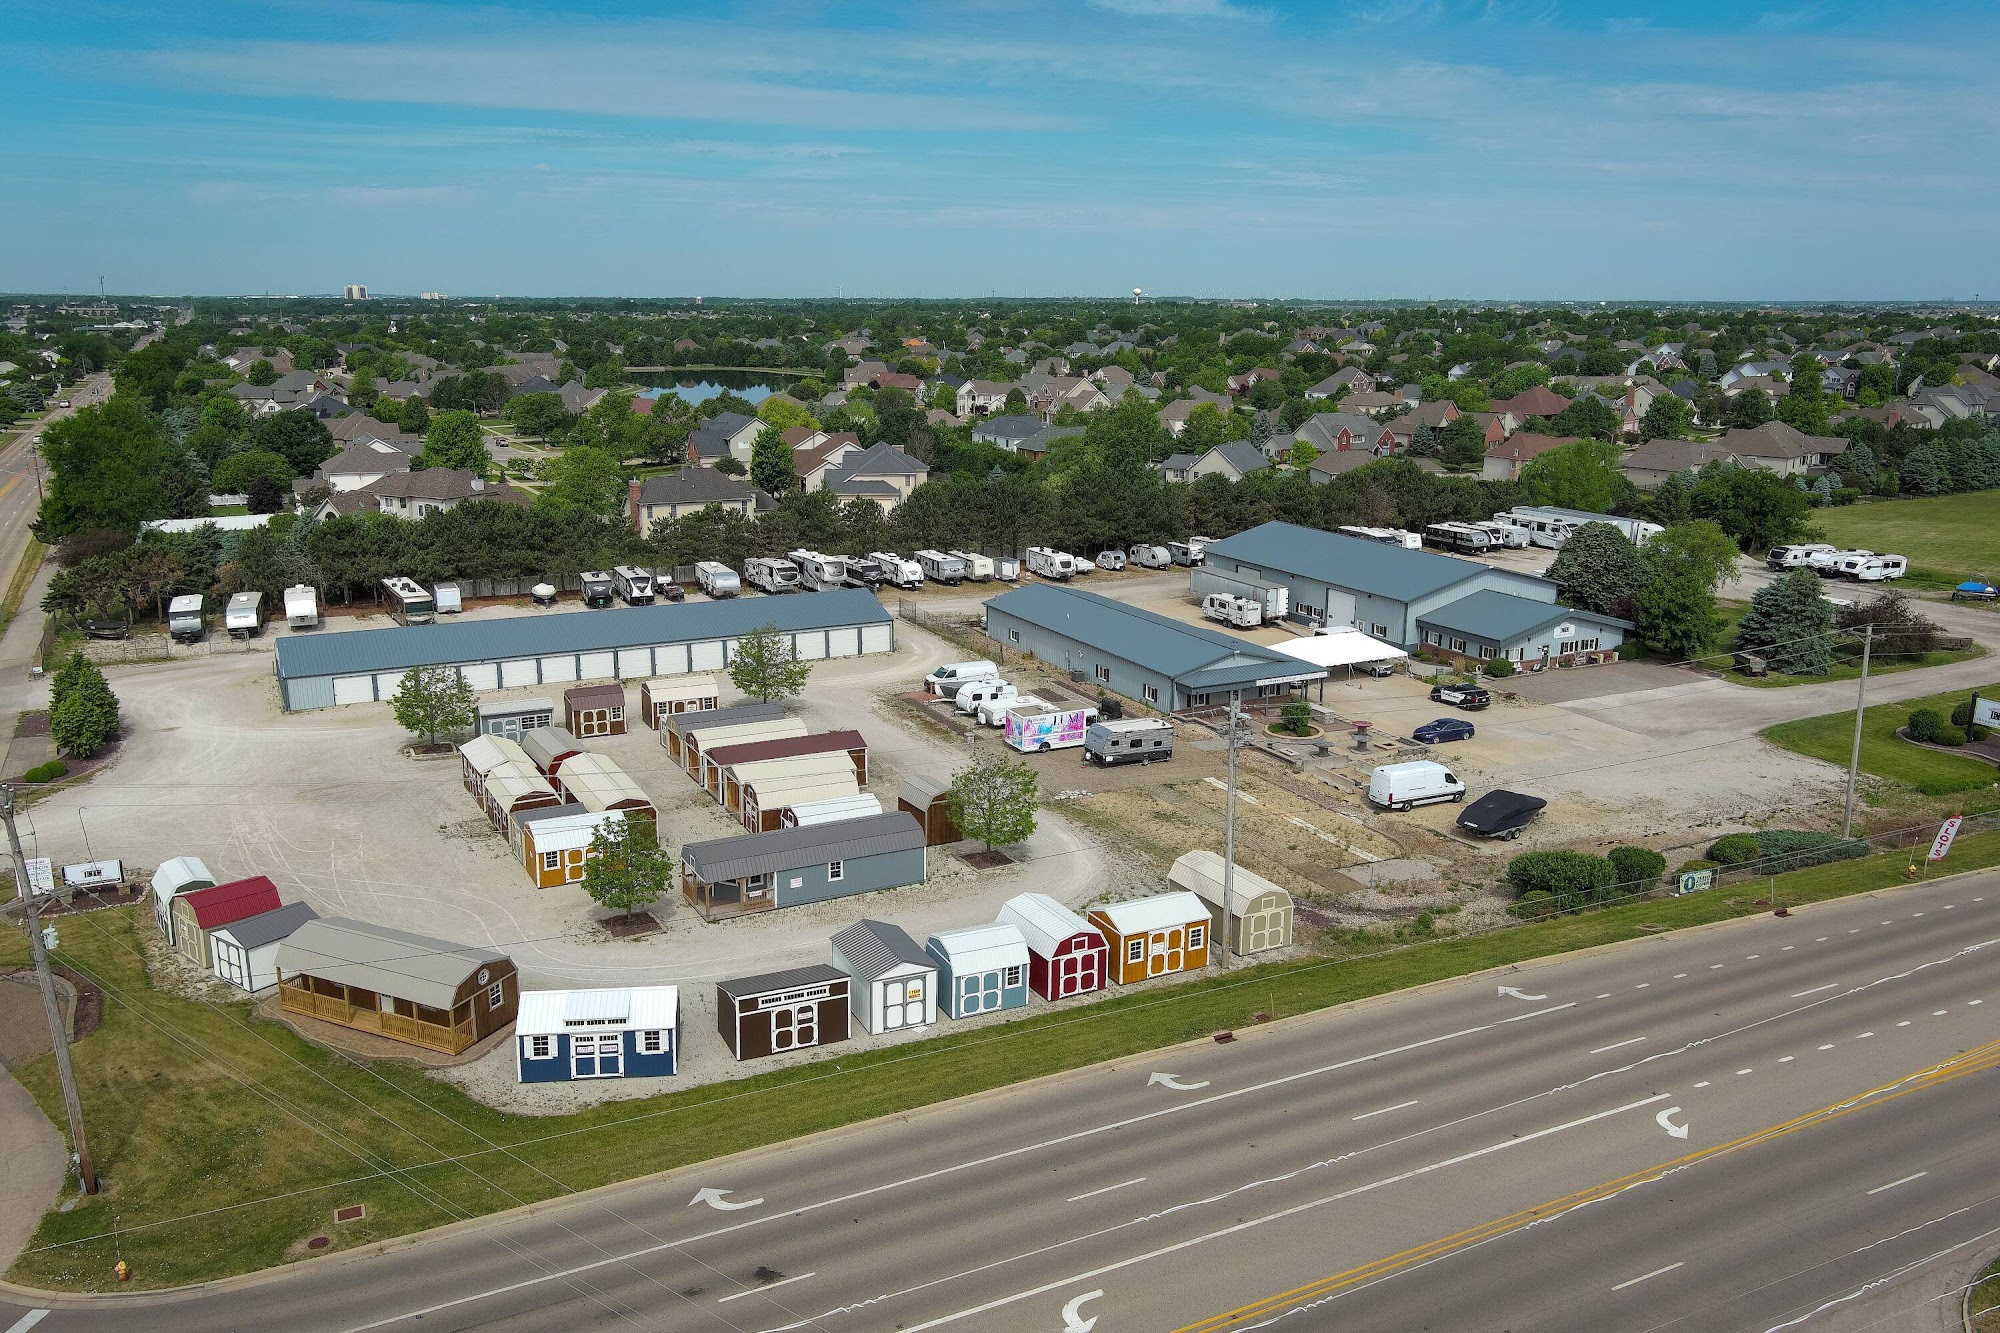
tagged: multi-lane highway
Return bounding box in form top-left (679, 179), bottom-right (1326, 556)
top-left (2, 874), bottom-right (1996, 1332)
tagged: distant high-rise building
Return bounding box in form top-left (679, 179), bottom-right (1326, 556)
top-left (343, 283), bottom-right (369, 300)
top-left (419, 291), bottom-right (447, 301)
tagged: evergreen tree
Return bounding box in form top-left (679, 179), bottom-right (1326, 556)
top-left (1900, 440), bottom-right (1951, 495)
top-left (749, 424), bottom-right (796, 497)
top-left (1736, 569), bottom-right (1835, 674)
top-left (1546, 523), bottom-right (1646, 618)
top-left (47, 653), bottom-right (120, 758)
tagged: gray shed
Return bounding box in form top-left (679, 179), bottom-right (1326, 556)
top-left (830, 919), bottom-right (937, 1035)
top-left (211, 901), bottom-right (320, 992)
top-left (680, 812), bottom-right (926, 921)
top-left (477, 697), bottom-right (554, 740)
top-left (659, 701), bottom-right (787, 766)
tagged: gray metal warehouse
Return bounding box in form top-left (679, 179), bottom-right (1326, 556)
top-left (273, 588), bottom-right (896, 711)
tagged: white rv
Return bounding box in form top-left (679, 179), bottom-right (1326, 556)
top-left (282, 584), bottom-right (318, 630)
top-left (695, 561), bottom-right (741, 598)
top-left (744, 556), bottom-right (802, 594)
top-left (1025, 546), bottom-right (1076, 580)
top-left (1337, 526), bottom-right (1424, 549)
top-left (788, 549), bottom-right (850, 592)
top-left (1853, 554), bottom-right (1908, 582)
top-left (915, 549), bottom-right (968, 585)
top-left (1767, 544), bottom-right (1836, 571)
top-left (167, 594), bottom-right (206, 642)
top-left (1423, 522), bottom-right (1494, 554)
top-left (1095, 549), bottom-right (1128, 571)
top-left (1497, 507), bottom-right (1663, 549)
top-left (579, 570), bottom-right (616, 607)
top-left (948, 551), bottom-right (995, 581)
top-left (1084, 718), bottom-right (1174, 766)
top-left (382, 576), bottom-right (434, 624)
top-left (613, 565), bottom-right (656, 605)
top-left (432, 582), bottom-right (463, 614)
top-left (978, 691), bottom-right (1047, 726)
top-left (1167, 539), bottom-right (1208, 566)
top-left (1468, 520), bottom-right (1529, 549)
top-left (1202, 592), bottom-right (1263, 627)
top-left (925, 659), bottom-right (999, 696)
top-left (1128, 544), bottom-right (1173, 569)
top-left (224, 591), bottom-right (265, 639)
top-left (869, 552), bottom-right (925, 588)
top-left (953, 679), bottom-right (1017, 715)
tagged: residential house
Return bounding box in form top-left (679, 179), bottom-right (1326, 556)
top-left (1488, 385), bottom-right (1571, 419)
top-left (816, 442), bottom-right (929, 512)
top-left (842, 359), bottom-right (888, 389)
top-left (1159, 439), bottom-right (1268, 484)
top-left (309, 438), bottom-right (413, 493)
top-left (626, 471), bottom-right (774, 538)
top-left (956, 378), bottom-right (1014, 417)
top-left (687, 411), bottom-right (764, 467)
top-left (1285, 411), bottom-right (1391, 458)
top-left (1620, 439), bottom-right (1746, 488)
top-left (870, 371), bottom-right (923, 394)
top-left (1707, 421), bottom-right (1849, 476)
top-left (1157, 390), bottom-right (1233, 438)
top-left (1342, 390), bottom-right (1404, 418)
top-left (971, 415), bottom-right (1046, 451)
top-left (1227, 367), bottom-right (1281, 395)
top-left (323, 469), bottom-right (520, 521)
top-left (223, 347), bottom-right (295, 375)
top-left (794, 432), bottom-right (866, 490)
top-left (1305, 367), bottom-right (1376, 399)
top-left (558, 381), bottom-right (606, 415)
top-left (1482, 432), bottom-right (1577, 483)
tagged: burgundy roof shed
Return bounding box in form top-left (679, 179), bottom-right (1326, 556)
top-left (184, 876), bottom-right (284, 931)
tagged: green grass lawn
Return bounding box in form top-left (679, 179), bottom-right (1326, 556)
top-left (1973, 1255), bottom-right (2000, 1332)
top-left (13, 832), bottom-right (2000, 1291)
top-left (1662, 602), bottom-right (1984, 688)
top-left (1764, 680), bottom-right (2000, 796)
top-left (1814, 494), bottom-right (2000, 587)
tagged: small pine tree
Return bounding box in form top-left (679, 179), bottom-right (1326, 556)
top-left (1735, 568), bottom-right (1835, 675)
top-left (389, 665), bottom-right (477, 746)
top-left (728, 624), bottom-right (813, 702)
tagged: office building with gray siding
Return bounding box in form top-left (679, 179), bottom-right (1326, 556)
top-left (982, 584), bottom-right (1326, 711)
top-left (680, 811), bottom-right (927, 921)
top-left (1414, 590), bottom-right (1630, 665)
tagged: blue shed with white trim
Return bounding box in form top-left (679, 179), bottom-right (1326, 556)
top-left (514, 986), bottom-right (680, 1083)
top-left (925, 923), bottom-right (1030, 1019)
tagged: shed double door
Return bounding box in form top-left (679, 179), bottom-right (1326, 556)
top-left (571, 1032), bottom-right (623, 1078)
top-left (770, 1001), bottom-right (818, 1052)
top-left (1242, 907), bottom-right (1284, 953)
top-left (956, 969), bottom-right (1002, 1015)
top-left (573, 707), bottom-right (616, 737)
top-left (1053, 948), bottom-right (1100, 997)
top-left (214, 938), bottom-right (250, 989)
top-left (881, 976), bottom-right (928, 1030)
top-left (1145, 928), bottom-right (1184, 977)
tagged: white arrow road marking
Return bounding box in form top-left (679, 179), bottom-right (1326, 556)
top-left (1656, 1106), bottom-right (1690, 1139)
top-left (690, 1187), bottom-right (764, 1211)
top-left (1147, 1072), bottom-right (1210, 1091)
top-left (1062, 1289), bottom-right (1103, 1332)
top-left (1497, 985), bottom-right (1547, 1001)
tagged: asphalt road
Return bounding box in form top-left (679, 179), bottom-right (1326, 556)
top-left (0, 873), bottom-right (1995, 1332)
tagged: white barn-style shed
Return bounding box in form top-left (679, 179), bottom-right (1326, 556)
top-left (150, 855), bottom-right (216, 947)
top-left (831, 919), bottom-right (937, 1036)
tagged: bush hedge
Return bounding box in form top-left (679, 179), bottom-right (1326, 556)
top-left (1908, 708), bottom-right (1967, 747)
top-left (1608, 845), bottom-right (1667, 887)
top-left (1484, 657), bottom-right (1515, 679)
top-left (1706, 833), bottom-right (1763, 865)
top-left (1505, 850), bottom-right (1616, 901)
top-left (1949, 700), bottom-right (1992, 742)
top-left (21, 760), bottom-right (67, 784)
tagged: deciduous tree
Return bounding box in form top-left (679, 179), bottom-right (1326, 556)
top-left (416, 410), bottom-right (492, 475)
top-left (728, 623), bottom-right (812, 702)
top-left (947, 748), bottom-right (1040, 854)
top-left (389, 665), bottom-right (476, 746)
top-left (580, 814), bottom-right (669, 926)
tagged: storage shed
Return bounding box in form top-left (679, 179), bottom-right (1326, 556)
top-left (210, 902), bottom-right (319, 992)
top-left (1088, 891), bottom-right (1212, 985)
top-left (150, 855), bottom-right (216, 947)
top-left (782, 793), bottom-right (884, 828)
top-left (640, 674), bottom-right (722, 728)
top-left (460, 734), bottom-right (532, 802)
top-left (926, 923), bottom-right (1030, 1019)
top-left (564, 682), bottom-right (628, 737)
top-left (735, 757), bottom-right (862, 833)
top-left (997, 892), bottom-right (1108, 1001)
top-left (659, 701), bottom-right (785, 766)
top-left (277, 918), bottom-right (518, 1055)
top-left (680, 716), bottom-right (808, 780)
top-left (514, 805), bottom-right (623, 887)
top-left (831, 919), bottom-right (937, 1036)
top-left (172, 876), bottom-right (283, 969)
top-left (705, 729), bottom-right (868, 803)
top-left (553, 753), bottom-right (657, 825)
top-left (898, 773), bottom-right (962, 847)
top-left (481, 761), bottom-right (563, 833)
top-left (520, 725), bottom-right (584, 777)
top-left (680, 812), bottom-right (926, 921)
top-left (716, 964), bottom-right (851, 1061)
top-left (516, 986), bottom-right (678, 1083)
top-left (1168, 850), bottom-right (1296, 956)
top-left (275, 589), bottom-right (895, 711)
top-left (477, 697), bottom-right (554, 740)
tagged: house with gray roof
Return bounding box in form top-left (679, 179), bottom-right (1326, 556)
top-left (316, 468), bottom-right (523, 521)
top-left (680, 812), bottom-right (926, 921)
top-left (816, 441), bottom-right (929, 513)
top-left (1158, 439), bottom-right (1268, 483)
top-left (626, 470), bottom-right (774, 538)
top-left (688, 411), bottom-right (764, 466)
top-left (276, 916), bottom-right (517, 1054)
top-left (971, 414), bottom-right (1045, 450)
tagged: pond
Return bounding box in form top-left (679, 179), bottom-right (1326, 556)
top-left (633, 369), bottom-right (797, 409)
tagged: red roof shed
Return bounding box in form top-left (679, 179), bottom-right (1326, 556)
top-left (184, 876), bottom-right (284, 930)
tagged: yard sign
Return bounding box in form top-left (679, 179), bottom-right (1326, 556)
top-left (1927, 816), bottom-right (1964, 863)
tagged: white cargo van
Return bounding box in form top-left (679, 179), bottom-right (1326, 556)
top-left (953, 679), bottom-right (1017, 715)
top-left (1367, 760), bottom-right (1467, 811)
top-left (925, 659), bottom-right (999, 697)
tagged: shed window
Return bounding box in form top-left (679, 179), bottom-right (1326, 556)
top-left (1448, 637), bottom-right (1468, 654)
top-left (1126, 939), bottom-right (1145, 964)
top-left (487, 981), bottom-right (505, 1008)
top-left (1370, 624), bottom-right (1390, 638)
top-left (1095, 665), bottom-right (1112, 683)
top-left (1004, 965), bottom-right (1023, 987)
top-left (637, 1029), bottom-right (665, 1055)
top-left (827, 860), bottom-right (845, 882)
top-left (1142, 684), bottom-right (1159, 704)
top-left (1188, 924), bottom-right (1206, 950)
top-left (1560, 636), bottom-right (1601, 654)
top-left (541, 851), bottom-right (562, 871)
top-left (1008, 629), bottom-right (1021, 644)
top-left (527, 1035), bottom-right (554, 1059)
top-left (1477, 644), bottom-right (1498, 660)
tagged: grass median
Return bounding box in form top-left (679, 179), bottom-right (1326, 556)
top-left (8, 832), bottom-right (2000, 1292)
top-left (1764, 680), bottom-right (2000, 795)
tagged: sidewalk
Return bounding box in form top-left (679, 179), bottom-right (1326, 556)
top-left (0, 974), bottom-right (68, 1272)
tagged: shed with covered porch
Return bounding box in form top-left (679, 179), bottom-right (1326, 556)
top-left (276, 917), bottom-right (519, 1055)
top-left (680, 812), bottom-right (926, 921)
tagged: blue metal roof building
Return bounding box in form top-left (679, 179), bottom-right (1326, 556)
top-left (275, 588), bottom-right (895, 711)
top-left (1414, 590), bottom-right (1632, 664)
top-left (982, 584), bottom-right (1325, 711)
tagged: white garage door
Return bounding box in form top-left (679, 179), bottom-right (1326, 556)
top-left (690, 641), bottom-right (725, 672)
top-left (861, 624), bottom-right (894, 655)
top-left (795, 631), bottom-right (826, 660)
top-left (617, 647), bottom-right (654, 678)
top-left (577, 651), bottom-right (616, 681)
top-left (332, 675), bottom-right (375, 706)
top-left (376, 670), bottom-right (414, 697)
top-left (539, 655), bottom-right (577, 683)
top-left (460, 663), bottom-right (501, 692)
top-left (827, 627), bottom-right (861, 658)
top-left (499, 659), bottom-right (539, 688)
top-left (655, 643), bottom-right (690, 676)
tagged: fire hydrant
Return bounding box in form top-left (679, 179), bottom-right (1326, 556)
top-left (115, 1260), bottom-right (130, 1282)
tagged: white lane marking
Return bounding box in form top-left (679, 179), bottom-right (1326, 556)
top-left (1747, 954), bottom-right (1760, 960)
top-left (1352, 1100), bottom-right (1420, 1122)
top-left (1972, 1000), bottom-right (1985, 1006)
top-left (1693, 1081), bottom-right (1711, 1088)
top-left (1067, 1178), bottom-right (1145, 1203)
top-left (1611, 1261), bottom-right (1685, 1292)
top-left (1497, 986), bottom-right (1547, 1002)
top-left (345, 1003), bottom-right (1582, 1331)
top-left (1818, 1044), bottom-right (1835, 1051)
top-left (772, 1095), bottom-right (1675, 1333)
top-left (4, 1312), bottom-right (50, 1333)
top-left (1816, 936), bottom-right (1829, 942)
top-left (1791, 984), bottom-right (1840, 998)
top-left (1850, 929), bottom-right (1862, 934)
top-left (1147, 1072), bottom-right (1210, 1092)
top-left (1737, 1068), bottom-right (1753, 1075)
top-left (1590, 1037), bottom-right (1647, 1055)
top-left (1944, 906), bottom-right (1955, 910)
top-left (1898, 1021), bottom-right (1912, 1027)
top-left (1061, 1290), bottom-right (1103, 1332)
top-left (1933, 1010), bottom-right (1948, 1017)
top-left (718, 1273), bottom-right (818, 1304)
top-left (1781, 946), bottom-right (1795, 951)
top-left (1865, 1172), bottom-right (1928, 1197)
top-left (1881, 922), bottom-right (1893, 927)
top-left (1635, 983), bottom-right (1651, 989)
top-left (1673, 973), bottom-right (1688, 979)
top-left (1596, 993), bottom-right (1612, 1000)
top-left (1913, 912), bottom-right (1925, 917)
top-left (1711, 964), bottom-right (1725, 969)
top-left (1858, 1032), bottom-right (1874, 1038)
top-left (1779, 1056), bottom-right (1795, 1063)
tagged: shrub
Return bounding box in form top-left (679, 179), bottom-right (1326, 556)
top-left (1751, 829), bottom-right (1868, 872)
top-left (1949, 700), bottom-right (1992, 742)
top-left (1608, 845), bottom-right (1667, 888)
top-left (1278, 699), bottom-right (1313, 736)
top-left (22, 760), bottom-right (68, 783)
top-left (1907, 708), bottom-right (1959, 745)
top-left (1505, 849), bottom-right (1616, 901)
top-left (1706, 833), bottom-right (1762, 865)
top-left (1675, 858), bottom-right (1719, 880)
top-left (1509, 890), bottom-right (1561, 920)
top-left (1484, 657), bottom-right (1515, 679)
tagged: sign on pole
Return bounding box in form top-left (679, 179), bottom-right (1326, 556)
top-left (1974, 697), bottom-right (2000, 730)
top-left (1927, 816), bottom-right (1964, 863)
top-left (22, 856), bottom-right (54, 898)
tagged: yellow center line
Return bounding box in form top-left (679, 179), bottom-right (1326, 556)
top-left (0, 473), bottom-right (24, 505)
top-left (1174, 1039), bottom-right (2000, 1332)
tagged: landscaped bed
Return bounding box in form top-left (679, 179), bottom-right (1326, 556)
top-left (1764, 682), bottom-right (2000, 796)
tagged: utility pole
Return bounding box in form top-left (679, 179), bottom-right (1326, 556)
top-left (1220, 690), bottom-right (1239, 970)
top-left (2, 786), bottom-right (95, 1193)
top-left (1841, 625), bottom-right (1873, 840)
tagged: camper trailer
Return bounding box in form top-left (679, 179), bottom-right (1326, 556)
top-left (1853, 554), bottom-right (1908, 582)
top-left (978, 692), bottom-right (1047, 727)
top-left (1095, 549), bottom-right (1128, 571)
top-left (1004, 703), bottom-right (1097, 753)
top-left (1339, 525), bottom-right (1424, 550)
top-left (695, 561), bottom-right (741, 599)
top-left (1025, 547), bottom-right (1075, 580)
top-left (382, 577), bottom-right (434, 625)
top-left (1468, 520), bottom-right (1529, 549)
top-left (1497, 507), bottom-right (1662, 549)
top-left (1128, 544), bottom-right (1173, 569)
top-left (994, 556), bottom-right (1021, 581)
top-left (1202, 592), bottom-right (1264, 628)
top-left (283, 584), bottom-right (318, 630)
top-left (788, 550), bottom-right (850, 592)
top-left (744, 557), bottom-right (802, 594)
top-left (614, 566), bottom-right (656, 605)
top-left (1190, 566), bottom-right (1288, 621)
top-left (1767, 544), bottom-right (1836, 571)
top-left (1084, 718), bottom-right (1174, 766)
top-left (224, 591), bottom-right (265, 639)
top-left (1166, 539), bottom-right (1207, 567)
top-left (579, 571), bottom-right (616, 608)
top-left (915, 550), bottom-right (967, 585)
top-left (870, 552), bottom-right (925, 589)
top-left (1423, 521), bottom-right (1494, 554)
top-left (432, 582), bottom-right (463, 614)
top-left (845, 556), bottom-right (889, 587)
top-left (948, 551), bottom-right (995, 582)
top-left (953, 679), bottom-right (1016, 716)
top-left (167, 594), bottom-right (207, 643)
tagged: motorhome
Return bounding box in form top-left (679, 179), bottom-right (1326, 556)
top-left (1128, 544), bottom-right (1173, 569)
top-left (167, 594), bottom-right (205, 642)
top-left (953, 679), bottom-right (1017, 715)
top-left (224, 591), bottom-right (265, 639)
top-left (789, 549), bottom-right (850, 592)
top-left (1423, 521), bottom-right (1494, 554)
top-left (870, 552), bottom-right (926, 588)
top-left (1367, 760), bottom-right (1467, 812)
top-left (283, 584), bottom-right (318, 630)
top-left (613, 566), bottom-right (656, 605)
top-left (695, 561), bottom-right (741, 598)
top-left (432, 582), bottom-right (463, 614)
top-left (1167, 539), bottom-right (1208, 567)
top-left (1004, 703), bottom-right (1098, 753)
top-left (579, 570), bottom-right (616, 608)
top-left (744, 557), bottom-right (801, 594)
top-left (1202, 592), bottom-right (1264, 627)
top-left (948, 551), bottom-right (995, 582)
top-left (1767, 544), bottom-right (1836, 571)
top-left (915, 549), bottom-right (967, 586)
top-left (924, 659), bottom-right (999, 697)
top-left (978, 692), bottom-right (1047, 726)
top-left (1025, 547), bottom-right (1076, 580)
top-left (1084, 718), bottom-right (1174, 767)
top-left (1095, 549), bottom-right (1128, 571)
top-left (382, 576), bottom-right (434, 625)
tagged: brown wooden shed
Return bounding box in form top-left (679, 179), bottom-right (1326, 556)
top-left (276, 917), bottom-right (518, 1055)
top-left (715, 964), bottom-right (851, 1061)
top-left (564, 683), bottom-right (628, 737)
top-left (898, 773), bottom-right (961, 846)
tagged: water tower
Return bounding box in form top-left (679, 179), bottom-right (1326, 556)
top-left (1132, 287), bottom-right (1144, 304)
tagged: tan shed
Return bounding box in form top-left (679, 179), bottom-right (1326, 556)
top-left (681, 716), bottom-right (809, 779)
top-left (640, 674), bottom-right (722, 728)
top-left (555, 752), bottom-right (658, 826)
top-left (1168, 850), bottom-right (1295, 956)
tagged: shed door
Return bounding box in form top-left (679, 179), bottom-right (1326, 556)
top-left (827, 627), bottom-right (861, 657)
top-left (332, 674), bottom-right (375, 705)
top-left (1149, 928), bottom-right (1181, 977)
top-left (215, 939), bottom-right (248, 988)
top-left (571, 1032), bottom-right (623, 1078)
top-left (882, 975), bottom-right (928, 1030)
top-left (1243, 908), bottom-right (1282, 953)
top-left (958, 969), bottom-right (1001, 1015)
top-left (690, 641), bottom-right (726, 672)
top-left (1057, 947), bottom-right (1100, 997)
top-left (499, 658), bottom-right (539, 688)
top-left (770, 1001), bottom-right (817, 1051)
top-left (459, 663), bottom-right (501, 692)
top-left (617, 648), bottom-right (653, 678)
top-left (538, 655), bottom-right (578, 683)
top-left (861, 624), bottom-right (894, 655)
top-left (577, 651), bottom-right (616, 681)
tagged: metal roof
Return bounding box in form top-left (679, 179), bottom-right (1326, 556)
top-left (214, 901), bottom-right (319, 951)
top-left (478, 696), bottom-right (553, 718)
top-left (681, 811), bottom-right (924, 881)
top-left (734, 751), bottom-right (857, 788)
top-left (1169, 850), bottom-right (1294, 917)
top-left (690, 718), bottom-right (807, 753)
top-left (984, 584), bottom-right (1320, 688)
top-left (275, 588), bottom-right (890, 681)
top-left (1091, 890), bottom-right (1210, 936)
top-left (517, 806), bottom-right (622, 853)
top-left (706, 730), bottom-right (864, 772)
top-left (1203, 520), bottom-right (1492, 604)
top-left (554, 753), bottom-right (650, 813)
top-left (565, 682), bottom-right (625, 707)
top-left (150, 855), bottom-right (215, 908)
top-left (520, 727), bottom-right (582, 771)
top-left (899, 773), bottom-right (952, 805)
top-left (1414, 590), bottom-right (1630, 645)
top-left (460, 734), bottom-right (530, 777)
top-left (717, 963), bottom-right (848, 1001)
top-left (744, 772), bottom-right (860, 811)
top-left (786, 794), bottom-right (883, 827)
top-left (925, 923), bottom-right (1029, 974)
top-left (642, 674), bottom-right (719, 701)
top-left (184, 876), bottom-right (283, 930)
top-left (516, 985), bottom-right (677, 1037)
top-left (276, 917), bottom-right (510, 1010)
top-left (661, 701), bottom-right (785, 739)
top-left (485, 761), bottom-right (558, 806)
top-left (832, 919), bottom-right (933, 982)
top-left (997, 892), bottom-right (1102, 957)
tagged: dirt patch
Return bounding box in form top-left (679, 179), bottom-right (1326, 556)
top-left (52, 965), bottom-right (103, 1040)
top-left (600, 912), bottom-right (661, 939)
top-left (958, 849), bottom-right (1014, 870)
top-left (15, 711), bottom-right (49, 739)
top-left (25, 884), bottom-right (146, 919)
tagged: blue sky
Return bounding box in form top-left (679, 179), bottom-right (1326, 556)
top-left (2, 0), bottom-right (1996, 300)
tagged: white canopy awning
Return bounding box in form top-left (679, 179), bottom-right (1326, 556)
top-left (1270, 627), bottom-right (1407, 669)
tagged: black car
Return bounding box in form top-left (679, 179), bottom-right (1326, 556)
top-left (81, 618), bottom-right (130, 641)
top-left (1429, 683), bottom-right (1492, 711)
top-left (1455, 789), bottom-right (1548, 840)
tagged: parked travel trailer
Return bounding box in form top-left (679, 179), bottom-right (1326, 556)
top-left (993, 556), bottom-right (1021, 581)
top-left (870, 552), bottom-right (925, 588)
top-left (432, 581), bottom-right (463, 614)
top-left (224, 591), bottom-right (265, 639)
top-left (382, 576), bottom-right (434, 624)
top-left (1337, 526), bottom-right (1423, 549)
top-left (1423, 521), bottom-right (1494, 554)
top-left (1467, 520), bottom-right (1529, 549)
top-left (695, 561), bottom-right (741, 598)
top-left (1767, 544), bottom-right (1836, 571)
top-left (1190, 566), bottom-right (1289, 620)
top-left (1072, 555), bottom-right (1097, 575)
top-left (1853, 554), bottom-right (1908, 582)
top-left (845, 556), bottom-right (889, 587)
top-left (1497, 507), bottom-right (1663, 549)
top-left (1004, 703), bottom-right (1097, 753)
top-left (789, 549), bottom-right (850, 592)
top-left (1025, 546), bottom-right (1076, 580)
top-left (925, 659), bottom-right (999, 697)
top-left (978, 692), bottom-right (1047, 727)
top-left (915, 549), bottom-right (967, 585)
top-left (948, 550), bottom-right (995, 582)
top-left (1166, 539), bottom-right (1207, 567)
top-left (1128, 544), bottom-right (1173, 569)
top-left (1202, 592), bottom-right (1264, 628)
top-left (1807, 547), bottom-right (1851, 573)
top-left (744, 556), bottom-right (802, 594)
top-left (578, 570), bottom-right (616, 608)
top-left (1095, 549), bottom-right (1128, 571)
top-left (613, 566), bottom-right (656, 605)
top-left (1084, 718), bottom-right (1175, 766)
top-left (168, 593), bottom-right (207, 642)
top-left (1367, 760), bottom-right (1467, 811)
top-left (283, 584), bottom-right (318, 630)
top-left (953, 678), bottom-right (1016, 715)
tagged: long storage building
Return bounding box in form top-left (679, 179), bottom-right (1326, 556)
top-left (680, 812), bottom-right (926, 921)
top-left (273, 589), bottom-right (895, 711)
